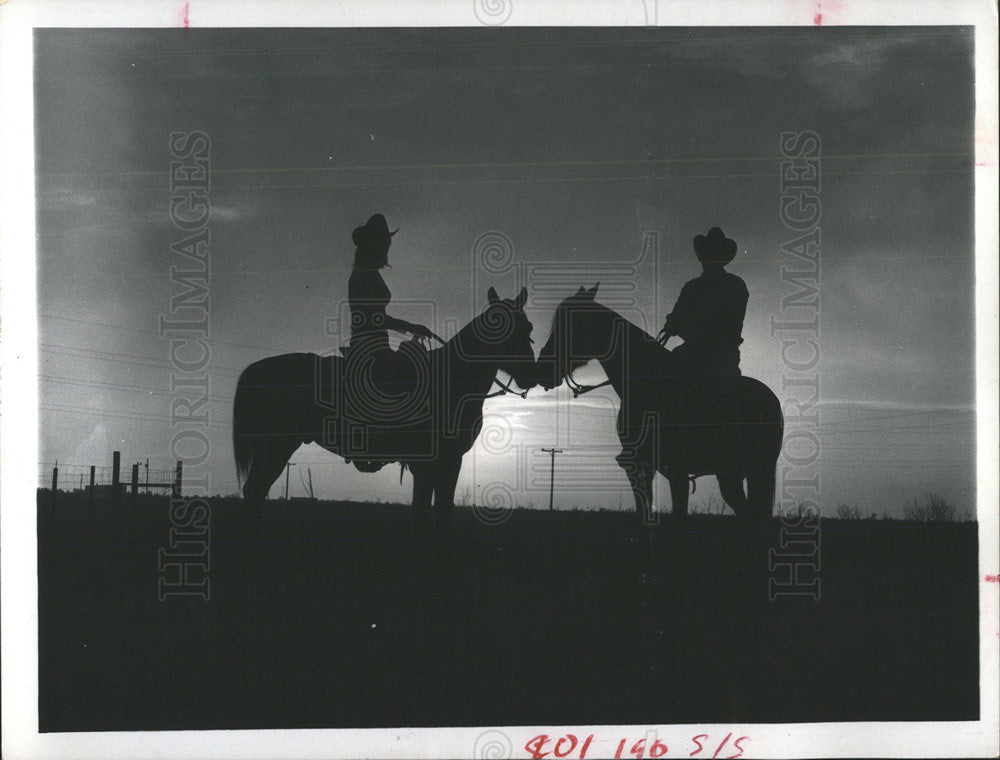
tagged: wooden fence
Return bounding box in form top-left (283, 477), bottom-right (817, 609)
top-left (43, 451), bottom-right (183, 509)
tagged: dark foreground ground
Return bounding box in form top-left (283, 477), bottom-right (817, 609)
top-left (37, 491), bottom-right (979, 731)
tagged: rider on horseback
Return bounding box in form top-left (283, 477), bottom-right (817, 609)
top-left (348, 213), bottom-right (442, 348)
top-left (344, 213), bottom-right (443, 470)
top-left (657, 226), bottom-right (748, 376)
top-left (657, 227), bottom-right (748, 425)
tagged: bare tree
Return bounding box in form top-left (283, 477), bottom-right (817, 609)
top-left (903, 491), bottom-right (956, 522)
top-left (835, 502), bottom-right (862, 520)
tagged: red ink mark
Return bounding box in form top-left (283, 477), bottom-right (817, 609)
top-left (712, 733), bottom-right (732, 759)
top-left (182, 2), bottom-right (190, 29)
top-left (554, 735), bottom-right (578, 759)
top-left (728, 736), bottom-right (749, 759)
top-left (525, 735), bottom-right (551, 759)
top-left (815, 0), bottom-right (848, 25)
top-left (691, 734), bottom-right (708, 756)
top-left (986, 574), bottom-right (999, 583)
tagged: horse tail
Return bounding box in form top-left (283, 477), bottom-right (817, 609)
top-left (747, 384), bottom-right (785, 517)
top-left (744, 378), bottom-right (784, 521)
top-left (233, 364), bottom-right (256, 487)
top-left (399, 463), bottom-right (409, 484)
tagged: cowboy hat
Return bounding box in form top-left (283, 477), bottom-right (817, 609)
top-left (352, 213), bottom-right (399, 247)
top-left (693, 227), bottom-right (738, 266)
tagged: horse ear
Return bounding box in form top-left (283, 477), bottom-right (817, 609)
top-left (575, 286), bottom-right (586, 297)
top-left (487, 286), bottom-right (500, 305)
top-left (586, 283), bottom-right (600, 299)
top-left (514, 287), bottom-right (528, 310)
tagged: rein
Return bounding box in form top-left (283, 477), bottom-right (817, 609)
top-left (565, 374), bottom-right (613, 398)
top-left (563, 370), bottom-right (699, 494)
top-left (485, 374), bottom-right (528, 400)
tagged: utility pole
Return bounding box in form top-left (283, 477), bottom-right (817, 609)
top-left (284, 462), bottom-right (296, 500)
top-left (541, 448), bottom-right (563, 512)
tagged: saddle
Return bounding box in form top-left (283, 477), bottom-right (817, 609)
top-left (329, 341), bottom-right (436, 472)
top-left (624, 351), bottom-right (745, 476)
top-left (674, 375), bottom-right (745, 475)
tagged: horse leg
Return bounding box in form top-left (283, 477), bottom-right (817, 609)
top-left (242, 438), bottom-right (298, 503)
top-left (718, 472), bottom-right (750, 521)
top-left (745, 463), bottom-right (776, 526)
top-left (409, 463), bottom-right (433, 536)
top-left (623, 460), bottom-right (656, 616)
top-left (668, 473), bottom-right (689, 526)
top-left (236, 435), bottom-right (297, 711)
top-left (433, 455), bottom-right (462, 537)
top-left (241, 437), bottom-right (299, 544)
top-left (621, 459), bottom-right (655, 530)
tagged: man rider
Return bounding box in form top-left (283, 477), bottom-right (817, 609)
top-left (657, 227), bottom-right (748, 404)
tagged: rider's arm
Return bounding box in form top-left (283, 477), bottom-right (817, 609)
top-left (658, 282), bottom-right (695, 343)
top-left (383, 315), bottom-right (418, 334)
top-left (384, 315), bottom-right (444, 343)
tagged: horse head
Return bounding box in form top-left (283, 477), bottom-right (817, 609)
top-left (538, 283), bottom-right (608, 391)
top-left (464, 286), bottom-right (538, 393)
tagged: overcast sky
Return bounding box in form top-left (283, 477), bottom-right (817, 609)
top-left (35, 26), bottom-right (977, 515)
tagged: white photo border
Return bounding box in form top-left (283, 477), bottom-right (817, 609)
top-left (2, 1), bottom-right (997, 758)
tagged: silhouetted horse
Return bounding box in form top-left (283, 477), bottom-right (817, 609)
top-left (538, 285), bottom-right (783, 525)
top-left (234, 287), bottom-right (537, 528)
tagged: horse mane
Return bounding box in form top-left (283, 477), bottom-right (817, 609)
top-left (445, 299), bottom-right (521, 360)
top-left (550, 297), bottom-right (673, 373)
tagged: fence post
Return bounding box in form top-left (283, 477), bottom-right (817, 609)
top-left (51, 466), bottom-right (58, 511)
top-left (112, 451), bottom-right (121, 511)
top-left (173, 460), bottom-right (183, 500)
top-left (88, 465), bottom-right (96, 513)
top-left (131, 463), bottom-right (139, 511)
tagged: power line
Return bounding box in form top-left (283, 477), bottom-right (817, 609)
top-left (40, 374), bottom-right (234, 403)
top-left (40, 313), bottom-right (296, 353)
top-left (56, 165), bottom-right (971, 197)
top-left (38, 148), bottom-right (972, 180)
top-left (39, 343), bottom-right (245, 376)
top-left (40, 402), bottom-right (231, 429)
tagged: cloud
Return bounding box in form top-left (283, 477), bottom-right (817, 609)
top-left (68, 422), bottom-right (111, 465)
top-left (144, 202), bottom-right (249, 226)
top-left (37, 186), bottom-right (98, 213)
top-left (206, 205), bottom-right (247, 223)
top-left (819, 399), bottom-right (975, 412)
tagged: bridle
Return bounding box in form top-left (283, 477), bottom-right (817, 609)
top-left (564, 373), bottom-right (613, 399)
top-left (486, 374), bottom-right (528, 400)
top-left (560, 366), bottom-right (699, 495)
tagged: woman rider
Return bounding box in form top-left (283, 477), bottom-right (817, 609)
top-left (346, 213), bottom-right (443, 419)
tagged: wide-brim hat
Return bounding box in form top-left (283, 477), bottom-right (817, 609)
top-left (693, 226), bottom-right (738, 266)
top-left (352, 213), bottom-right (399, 247)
